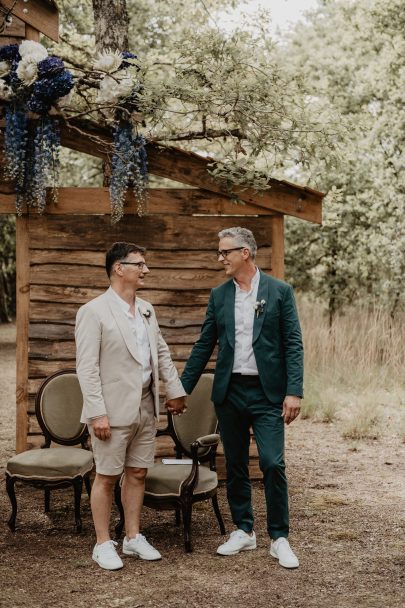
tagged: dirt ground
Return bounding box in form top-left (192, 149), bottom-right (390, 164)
top-left (0, 324), bottom-right (404, 608)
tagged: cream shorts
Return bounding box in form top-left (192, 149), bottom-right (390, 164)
top-left (89, 391), bottom-right (156, 476)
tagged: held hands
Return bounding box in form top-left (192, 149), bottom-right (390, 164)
top-left (91, 415), bottom-right (111, 441)
top-left (166, 396), bottom-right (187, 416)
top-left (282, 396), bottom-right (301, 425)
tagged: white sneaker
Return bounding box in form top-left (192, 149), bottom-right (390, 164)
top-left (217, 530), bottom-right (257, 556)
top-left (270, 537), bottom-right (299, 568)
top-left (123, 534), bottom-right (162, 560)
top-left (92, 540), bottom-right (123, 570)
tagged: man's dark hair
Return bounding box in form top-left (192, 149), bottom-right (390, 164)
top-left (105, 242), bottom-right (146, 278)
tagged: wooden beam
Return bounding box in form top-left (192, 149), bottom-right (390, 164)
top-left (0, 13), bottom-right (25, 37)
top-left (1, 0), bottom-right (59, 42)
top-left (0, 119), bottom-right (323, 222)
top-left (0, 188), bottom-right (275, 216)
top-left (271, 215), bottom-right (285, 280)
top-left (57, 120), bottom-right (323, 223)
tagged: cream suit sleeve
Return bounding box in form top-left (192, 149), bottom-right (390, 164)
top-left (152, 311), bottom-right (186, 401)
top-left (75, 305), bottom-right (107, 420)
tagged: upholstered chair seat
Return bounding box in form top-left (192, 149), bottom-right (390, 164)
top-left (115, 374), bottom-right (226, 552)
top-left (7, 447), bottom-right (93, 480)
top-left (5, 370), bottom-right (93, 533)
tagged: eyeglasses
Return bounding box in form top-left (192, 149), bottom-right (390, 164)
top-left (217, 247), bottom-right (244, 258)
top-left (119, 261), bottom-right (148, 269)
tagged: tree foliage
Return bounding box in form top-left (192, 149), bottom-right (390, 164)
top-left (50, 0), bottom-right (341, 189)
top-left (281, 0), bottom-right (404, 319)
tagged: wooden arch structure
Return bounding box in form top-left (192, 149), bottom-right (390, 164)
top-left (0, 0), bottom-right (324, 453)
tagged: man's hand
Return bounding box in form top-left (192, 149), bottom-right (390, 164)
top-left (92, 415), bottom-right (111, 440)
top-left (282, 396), bottom-right (301, 425)
top-left (166, 396), bottom-right (187, 416)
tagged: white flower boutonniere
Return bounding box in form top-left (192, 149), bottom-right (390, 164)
top-left (142, 309), bottom-right (152, 320)
top-left (254, 299), bottom-right (266, 318)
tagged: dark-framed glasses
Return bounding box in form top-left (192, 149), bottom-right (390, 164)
top-left (119, 261), bottom-right (148, 269)
top-left (217, 247), bottom-right (244, 258)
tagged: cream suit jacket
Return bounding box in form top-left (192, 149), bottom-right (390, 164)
top-left (75, 287), bottom-right (186, 425)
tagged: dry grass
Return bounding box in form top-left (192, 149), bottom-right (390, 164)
top-left (297, 297), bottom-right (405, 439)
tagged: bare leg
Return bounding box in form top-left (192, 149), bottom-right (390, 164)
top-left (121, 466), bottom-right (147, 539)
top-left (90, 472), bottom-right (119, 544)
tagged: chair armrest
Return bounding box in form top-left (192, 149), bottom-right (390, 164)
top-left (194, 434), bottom-right (220, 448)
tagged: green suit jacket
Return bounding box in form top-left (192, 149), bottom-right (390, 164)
top-left (181, 271), bottom-right (304, 404)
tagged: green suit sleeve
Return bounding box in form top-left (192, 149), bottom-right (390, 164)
top-left (181, 290), bottom-right (218, 394)
top-left (281, 285), bottom-right (304, 397)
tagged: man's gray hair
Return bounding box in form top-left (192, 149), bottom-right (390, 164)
top-left (218, 227), bottom-right (258, 259)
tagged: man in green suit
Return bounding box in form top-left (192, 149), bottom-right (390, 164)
top-left (181, 227), bottom-right (303, 568)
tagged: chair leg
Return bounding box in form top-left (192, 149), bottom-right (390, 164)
top-left (44, 488), bottom-right (51, 513)
top-left (212, 493), bottom-right (226, 535)
top-left (114, 479), bottom-right (125, 540)
top-left (175, 507), bottom-right (181, 527)
top-left (6, 475), bottom-right (17, 532)
top-left (73, 478), bottom-right (83, 533)
top-left (181, 499), bottom-right (193, 553)
top-left (84, 475), bottom-right (91, 498)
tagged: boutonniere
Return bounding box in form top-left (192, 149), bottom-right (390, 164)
top-left (142, 309), bottom-right (152, 320)
top-left (254, 299), bottom-right (266, 318)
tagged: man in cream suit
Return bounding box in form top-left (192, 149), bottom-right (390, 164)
top-left (75, 241), bottom-right (186, 570)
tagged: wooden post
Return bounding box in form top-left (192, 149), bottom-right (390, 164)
top-left (15, 214), bottom-right (29, 453)
top-left (271, 215), bottom-right (285, 280)
top-left (15, 25), bottom-right (39, 452)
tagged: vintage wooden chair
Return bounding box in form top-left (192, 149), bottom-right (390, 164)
top-left (5, 369), bottom-right (93, 533)
top-left (114, 374), bottom-right (226, 552)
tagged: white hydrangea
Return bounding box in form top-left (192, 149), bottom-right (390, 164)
top-left (0, 78), bottom-right (12, 100)
top-left (96, 70), bottom-right (137, 105)
top-left (96, 75), bottom-right (121, 105)
top-left (16, 56), bottom-right (38, 86)
top-left (19, 40), bottom-right (48, 62)
top-left (0, 60), bottom-right (10, 78)
top-left (115, 70), bottom-right (136, 98)
top-left (93, 50), bottom-right (123, 73)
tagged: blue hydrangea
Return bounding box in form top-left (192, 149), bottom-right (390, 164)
top-left (37, 56), bottom-right (65, 78)
top-left (0, 44), bottom-right (20, 61)
top-left (121, 51), bottom-right (139, 70)
top-left (28, 71), bottom-right (74, 114)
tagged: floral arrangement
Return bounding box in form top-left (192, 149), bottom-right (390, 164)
top-left (0, 41), bottom-right (74, 213)
top-left (0, 42), bottom-right (146, 220)
top-left (93, 49), bottom-right (148, 223)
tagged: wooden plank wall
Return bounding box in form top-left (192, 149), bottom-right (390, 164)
top-left (25, 208), bottom-right (274, 448)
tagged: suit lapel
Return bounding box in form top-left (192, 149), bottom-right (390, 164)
top-left (253, 272), bottom-right (269, 344)
top-left (224, 280), bottom-right (236, 348)
top-left (106, 287), bottom-right (142, 364)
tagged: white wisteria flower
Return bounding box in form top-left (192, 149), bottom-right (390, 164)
top-left (0, 60), bottom-right (10, 78)
top-left (93, 49), bottom-right (123, 73)
top-left (16, 56), bottom-right (38, 86)
top-left (0, 78), bottom-right (12, 101)
top-left (19, 40), bottom-right (48, 62)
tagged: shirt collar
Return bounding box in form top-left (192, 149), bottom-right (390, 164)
top-left (111, 287), bottom-right (136, 316)
top-left (233, 267), bottom-right (260, 294)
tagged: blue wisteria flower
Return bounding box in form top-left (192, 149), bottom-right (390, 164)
top-left (110, 125), bottom-right (148, 223)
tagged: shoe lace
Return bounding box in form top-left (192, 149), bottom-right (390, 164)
top-left (100, 540), bottom-right (119, 557)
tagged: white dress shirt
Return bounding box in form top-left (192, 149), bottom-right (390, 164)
top-left (111, 289), bottom-right (152, 388)
top-left (232, 268), bottom-right (260, 375)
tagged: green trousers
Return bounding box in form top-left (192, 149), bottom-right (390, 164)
top-left (215, 374), bottom-right (289, 539)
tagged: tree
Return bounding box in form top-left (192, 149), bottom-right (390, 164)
top-left (281, 0), bottom-right (405, 320)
